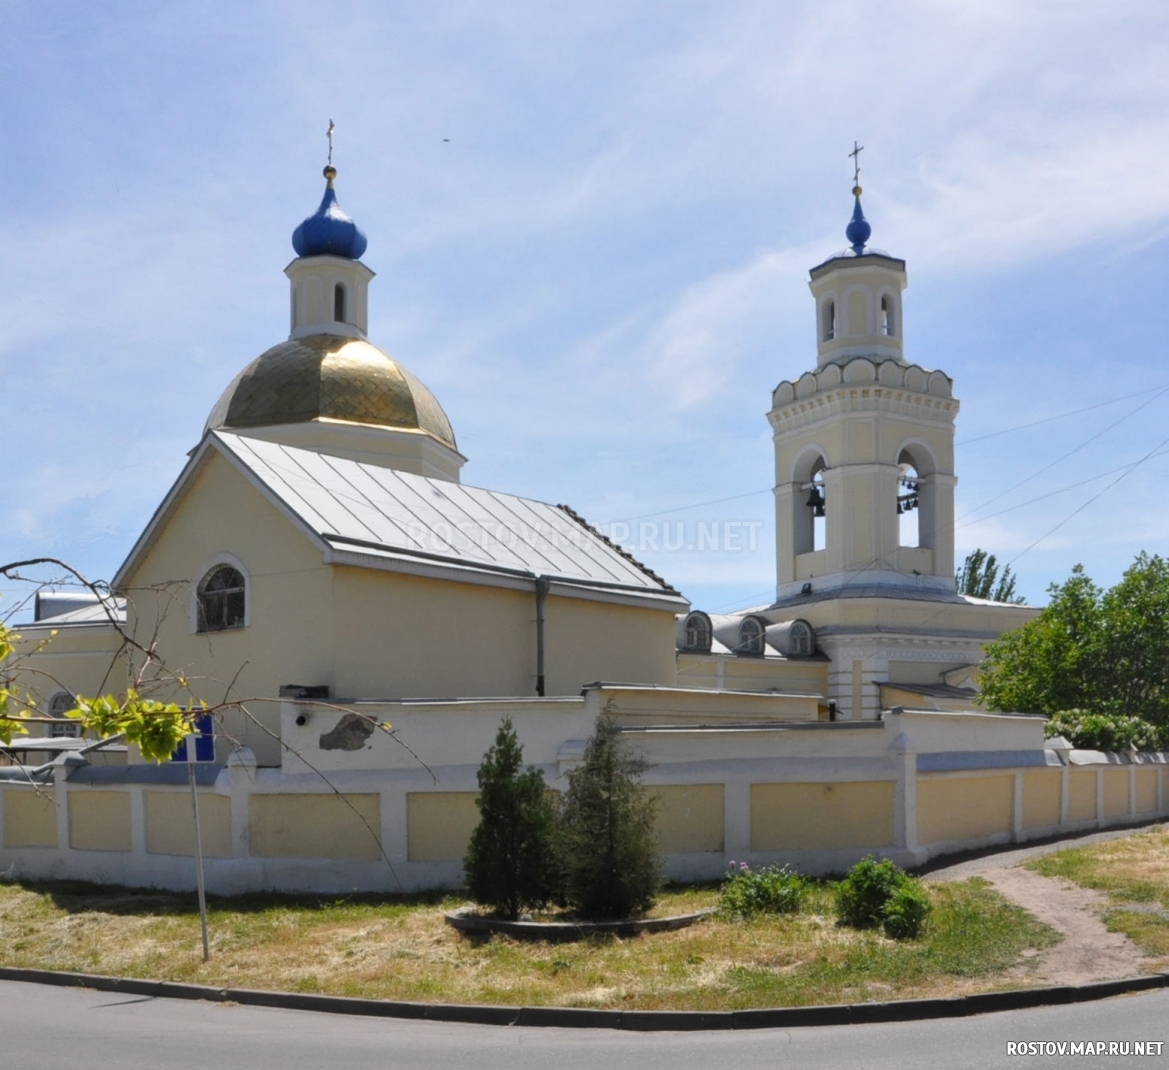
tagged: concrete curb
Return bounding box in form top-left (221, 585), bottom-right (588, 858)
top-left (2, 965), bottom-right (1167, 1030)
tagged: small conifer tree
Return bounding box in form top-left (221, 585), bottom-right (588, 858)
top-left (557, 714), bottom-right (661, 919)
top-left (463, 717), bottom-right (557, 919)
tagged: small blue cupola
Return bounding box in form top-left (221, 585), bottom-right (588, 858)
top-left (845, 185), bottom-right (872, 255)
top-left (291, 165), bottom-right (368, 260)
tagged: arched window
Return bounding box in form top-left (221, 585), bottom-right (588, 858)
top-left (333, 283), bottom-right (347, 323)
top-left (47, 691), bottom-right (82, 738)
top-left (197, 565), bottom-right (246, 633)
top-left (683, 612), bottom-right (712, 653)
top-left (739, 616), bottom-right (765, 656)
top-left (822, 299), bottom-right (836, 342)
top-left (880, 295), bottom-right (894, 336)
top-left (789, 620), bottom-right (813, 657)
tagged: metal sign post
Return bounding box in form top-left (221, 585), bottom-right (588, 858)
top-left (178, 717), bottom-right (214, 962)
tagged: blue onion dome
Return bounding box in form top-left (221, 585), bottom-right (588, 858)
top-left (291, 165), bottom-right (368, 260)
top-left (845, 184), bottom-right (872, 254)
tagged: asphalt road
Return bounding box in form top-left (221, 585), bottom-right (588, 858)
top-left (2, 979), bottom-right (1166, 1070)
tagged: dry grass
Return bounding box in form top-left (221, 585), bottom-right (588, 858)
top-left (1027, 827), bottom-right (1169, 969)
top-left (0, 878), bottom-right (1057, 1011)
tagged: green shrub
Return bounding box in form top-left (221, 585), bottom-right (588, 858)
top-left (556, 714), bottom-right (661, 920)
top-left (835, 857), bottom-right (932, 939)
top-left (880, 883), bottom-right (933, 940)
top-left (1045, 710), bottom-right (1165, 752)
top-left (463, 717), bottom-right (558, 920)
top-left (719, 862), bottom-right (808, 917)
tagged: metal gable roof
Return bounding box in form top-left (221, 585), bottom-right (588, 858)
top-left (212, 432), bottom-right (685, 607)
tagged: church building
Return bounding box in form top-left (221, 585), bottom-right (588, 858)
top-left (7, 157), bottom-right (1129, 898)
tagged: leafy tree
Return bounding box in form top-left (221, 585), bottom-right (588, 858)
top-left (557, 714), bottom-right (661, 920)
top-left (463, 717), bottom-right (558, 920)
top-left (956, 548), bottom-right (1025, 604)
top-left (980, 554), bottom-right (1169, 727)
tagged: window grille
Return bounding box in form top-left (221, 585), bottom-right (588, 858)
top-left (197, 565), bottom-right (246, 632)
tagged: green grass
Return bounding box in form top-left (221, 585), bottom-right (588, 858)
top-left (0, 875), bottom-right (1058, 1011)
top-left (1027, 827), bottom-right (1169, 967)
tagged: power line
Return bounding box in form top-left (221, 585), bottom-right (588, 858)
top-left (1007, 430), bottom-right (1169, 569)
top-left (597, 388), bottom-right (1169, 531)
top-left (956, 387), bottom-right (1169, 525)
top-left (956, 383), bottom-right (1169, 445)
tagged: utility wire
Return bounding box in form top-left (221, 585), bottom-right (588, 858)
top-left (955, 387), bottom-right (1169, 525)
top-left (956, 383), bottom-right (1169, 445)
top-left (1006, 430), bottom-right (1169, 569)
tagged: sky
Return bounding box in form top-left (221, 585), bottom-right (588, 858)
top-left (4, 0), bottom-right (1169, 620)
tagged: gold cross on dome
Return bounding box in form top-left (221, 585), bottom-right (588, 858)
top-left (327, 119), bottom-right (335, 165)
top-left (849, 140), bottom-right (864, 187)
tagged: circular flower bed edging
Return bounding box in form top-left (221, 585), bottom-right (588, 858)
top-left (444, 907), bottom-right (714, 941)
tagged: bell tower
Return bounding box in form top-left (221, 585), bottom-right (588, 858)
top-left (768, 168), bottom-right (959, 605)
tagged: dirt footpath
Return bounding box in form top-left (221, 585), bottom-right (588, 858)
top-left (924, 824), bottom-right (1167, 986)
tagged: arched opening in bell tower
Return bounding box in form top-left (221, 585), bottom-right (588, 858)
top-left (880, 294), bottom-right (894, 336)
top-left (792, 449), bottom-right (828, 555)
top-left (896, 443), bottom-right (937, 552)
top-left (898, 457), bottom-right (920, 547)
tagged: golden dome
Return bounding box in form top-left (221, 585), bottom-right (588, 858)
top-left (205, 334), bottom-right (457, 450)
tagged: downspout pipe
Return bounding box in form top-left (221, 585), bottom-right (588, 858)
top-left (535, 575), bottom-right (551, 697)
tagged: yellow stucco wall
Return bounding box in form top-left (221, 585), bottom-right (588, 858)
top-left (652, 784), bottom-right (724, 854)
top-left (1022, 770), bottom-right (1062, 831)
top-left (916, 774), bottom-right (1012, 845)
top-left (675, 654), bottom-right (828, 697)
top-left (248, 793), bottom-right (381, 860)
top-left (749, 781), bottom-right (895, 851)
top-left (1135, 769), bottom-right (1159, 814)
top-left (335, 568), bottom-right (677, 700)
top-left (2, 789), bottom-right (58, 848)
top-left (69, 790), bottom-right (131, 852)
top-left (7, 622), bottom-right (129, 720)
top-left (120, 450), bottom-right (678, 758)
top-left (1068, 770), bottom-right (1098, 822)
top-left (145, 791), bottom-right (233, 858)
top-left (406, 792), bottom-right (480, 862)
top-left (1103, 768), bottom-right (1130, 818)
top-left (121, 452), bottom-right (337, 766)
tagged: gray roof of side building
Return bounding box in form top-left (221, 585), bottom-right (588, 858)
top-left (22, 596), bottom-right (126, 628)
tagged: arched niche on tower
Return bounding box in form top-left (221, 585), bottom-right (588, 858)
top-left (895, 439), bottom-right (938, 551)
top-left (877, 286), bottom-right (900, 338)
top-left (791, 446), bottom-right (828, 555)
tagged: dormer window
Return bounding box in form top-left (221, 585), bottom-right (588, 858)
top-left (683, 612), bottom-right (712, 653)
top-left (789, 620), bottom-right (813, 656)
top-left (334, 283), bottom-right (347, 323)
top-left (880, 295), bottom-right (894, 336)
top-left (197, 565), bottom-right (246, 633)
top-left (739, 616), bottom-right (765, 656)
